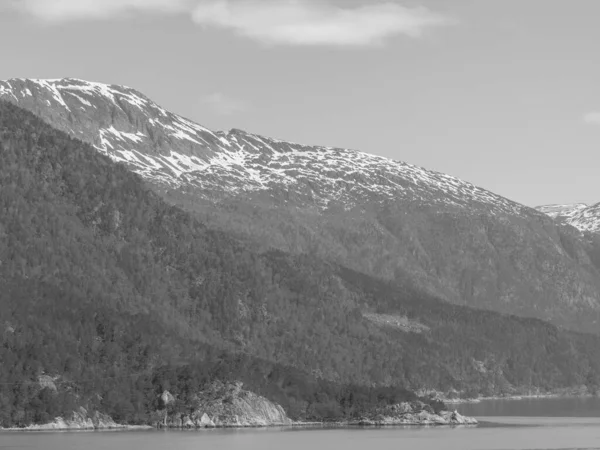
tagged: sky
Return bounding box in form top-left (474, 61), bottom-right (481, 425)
top-left (0, 0), bottom-right (599, 207)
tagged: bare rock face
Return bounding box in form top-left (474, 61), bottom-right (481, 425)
top-left (37, 374), bottom-right (58, 392)
top-left (162, 381), bottom-right (291, 428)
top-left (198, 413), bottom-right (216, 428)
top-left (161, 390), bottom-right (175, 406)
top-left (21, 407), bottom-right (122, 430)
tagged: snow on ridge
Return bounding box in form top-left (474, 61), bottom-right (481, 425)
top-left (94, 126), bottom-right (533, 214)
top-left (64, 91), bottom-right (93, 107)
top-left (56, 79), bottom-right (149, 110)
top-left (2, 77), bottom-right (532, 215)
top-left (28, 79), bottom-right (71, 111)
top-left (3, 78), bottom-right (212, 148)
top-left (537, 203), bottom-right (600, 233)
top-left (536, 203), bottom-right (588, 216)
top-left (536, 203), bottom-right (589, 220)
top-left (103, 126), bottom-right (145, 144)
top-left (0, 83), bottom-right (19, 102)
top-left (226, 128), bottom-right (507, 207)
top-left (566, 204), bottom-right (600, 232)
top-left (6, 78), bottom-right (152, 113)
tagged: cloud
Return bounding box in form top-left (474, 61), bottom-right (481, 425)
top-left (202, 92), bottom-right (248, 116)
top-left (9, 0), bottom-right (453, 46)
top-left (8, 0), bottom-right (453, 47)
top-left (191, 1), bottom-right (453, 47)
top-left (9, 0), bottom-right (192, 22)
top-left (583, 112), bottom-right (600, 125)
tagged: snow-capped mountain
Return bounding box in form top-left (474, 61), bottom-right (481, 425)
top-left (537, 203), bottom-right (600, 233)
top-left (0, 77), bottom-right (530, 215)
top-left (536, 203), bottom-right (588, 220)
top-left (5, 77), bottom-right (600, 334)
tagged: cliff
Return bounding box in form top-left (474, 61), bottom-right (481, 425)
top-left (159, 381), bottom-right (292, 428)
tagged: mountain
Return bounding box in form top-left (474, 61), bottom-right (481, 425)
top-left (0, 78), bottom-right (538, 213)
top-left (537, 203), bottom-right (600, 233)
top-left (3, 97), bottom-right (600, 428)
top-left (536, 204), bottom-right (588, 220)
top-left (0, 99), bottom-right (438, 426)
top-left (3, 78), bottom-right (600, 334)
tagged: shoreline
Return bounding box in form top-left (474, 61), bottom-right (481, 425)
top-left (4, 393), bottom-right (595, 432)
top-left (443, 392), bottom-right (596, 405)
top-left (0, 422), bottom-right (478, 432)
top-left (0, 425), bottom-right (154, 432)
top-left (1, 415), bottom-right (478, 432)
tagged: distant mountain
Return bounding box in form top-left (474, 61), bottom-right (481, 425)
top-left (536, 203), bottom-right (588, 220)
top-left (3, 78), bottom-right (600, 334)
top-left (537, 203), bottom-right (600, 233)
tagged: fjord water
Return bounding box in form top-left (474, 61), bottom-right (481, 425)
top-left (2, 398), bottom-right (600, 450)
top-left (2, 422), bottom-right (600, 450)
top-left (455, 396), bottom-right (600, 417)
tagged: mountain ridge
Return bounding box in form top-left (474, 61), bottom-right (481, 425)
top-left (4, 94), bottom-right (600, 428)
top-left (4, 78), bottom-right (600, 334)
top-left (537, 203), bottom-right (600, 233)
top-left (0, 77), bottom-right (537, 215)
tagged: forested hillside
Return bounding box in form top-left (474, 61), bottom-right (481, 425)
top-left (4, 78), bottom-right (600, 334)
top-left (1, 100), bottom-right (600, 428)
top-left (176, 194), bottom-right (600, 333)
top-left (0, 78), bottom-right (600, 334)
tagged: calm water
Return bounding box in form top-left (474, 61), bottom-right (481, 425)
top-left (455, 396), bottom-right (600, 417)
top-left (2, 398), bottom-right (600, 450)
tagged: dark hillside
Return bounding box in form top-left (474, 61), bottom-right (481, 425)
top-left (1, 100), bottom-right (600, 428)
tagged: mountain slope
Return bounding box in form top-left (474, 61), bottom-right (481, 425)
top-left (537, 203), bottom-right (600, 233)
top-left (3, 78), bottom-right (600, 333)
top-left (536, 203), bottom-right (588, 220)
top-left (0, 78), bottom-right (532, 212)
top-left (3, 100), bottom-right (600, 427)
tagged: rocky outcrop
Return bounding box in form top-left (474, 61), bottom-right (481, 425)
top-left (161, 390), bottom-right (175, 405)
top-left (37, 374), bottom-right (58, 392)
top-left (160, 381), bottom-right (291, 428)
top-left (350, 401), bottom-right (477, 426)
top-left (157, 387), bottom-right (475, 429)
top-left (198, 413), bottom-right (216, 427)
top-left (18, 407), bottom-right (123, 430)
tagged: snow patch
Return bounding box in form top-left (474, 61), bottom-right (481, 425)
top-left (65, 91), bottom-right (93, 107)
top-left (103, 126), bottom-right (145, 144)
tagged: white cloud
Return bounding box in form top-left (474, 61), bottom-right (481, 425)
top-left (191, 1), bottom-right (453, 47)
top-left (8, 0), bottom-right (453, 47)
top-left (202, 92), bottom-right (248, 116)
top-left (583, 112), bottom-right (600, 125)
top-left (10, 0), bottom-right (191, 22)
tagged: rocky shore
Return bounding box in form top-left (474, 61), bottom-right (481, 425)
top-left (157, 385), bottom-right (477, 429)
top-left (2, 383), bottom-right (477, 431)
top-left (347, 401), bottom-right (477, 426)
top-left (2, 407), bottom-right (150, 431)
